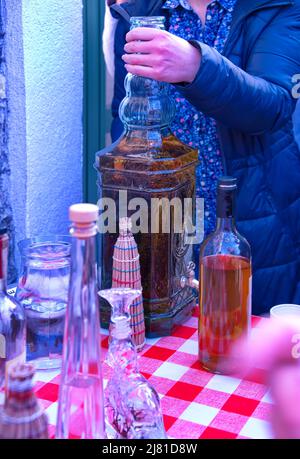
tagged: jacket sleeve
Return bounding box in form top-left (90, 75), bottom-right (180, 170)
top-left (103, 3), bottom-right (119, 78)
top-left (177, 5), bottom-right (300, 135)
top-left (108, 2), bottom-right (131, 141)
top-left (110, 18), bottom-right (129, 141)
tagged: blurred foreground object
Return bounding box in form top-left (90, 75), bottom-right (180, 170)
top-left (56, 204), bottom-right (105, 439)
top-left (99, 288), bottom-right (167, 439)
top-left (0, 363), bottom-right (48, 439)
top-left (199, 177), bottom-right (252, 374)
top-left (232, 316), bottom-right (300, 439)
top-left (0, 230), bottom-right (26, 389)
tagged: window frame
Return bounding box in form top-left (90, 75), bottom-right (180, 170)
top-left (83, 0), bottom-right (106, 204)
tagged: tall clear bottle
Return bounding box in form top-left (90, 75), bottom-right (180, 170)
top-left (199, 177), bottom-right (252, 374)
top-left (56, 204), bottom-right (105, 439)
top-left (0, 230), bottom-right (26, 389)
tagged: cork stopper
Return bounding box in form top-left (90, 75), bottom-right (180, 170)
top-left (69, 204), bottom-right (99, 223)
top-left (119, 217), bottom-right (132, 233)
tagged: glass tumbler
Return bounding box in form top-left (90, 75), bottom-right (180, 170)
top-left (16, 236), bottom-right (71, 370)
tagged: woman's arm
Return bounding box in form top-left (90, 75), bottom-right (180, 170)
top-left (103, 0), bottom-right (129, 77)
top-left (124, 5), bottom-right (300, 135)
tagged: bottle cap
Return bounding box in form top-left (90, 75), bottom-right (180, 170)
top-left (217, 177), bottom-right (237, 219)
top-left (218, 176), bottom-right (237, 190)
top-left (69, 204), bottom-right (99, 224)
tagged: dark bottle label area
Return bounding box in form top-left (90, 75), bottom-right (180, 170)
top-left (199, 254), bottom-right (251, 374)
top-left (217, 188), bottom-right (236, 219)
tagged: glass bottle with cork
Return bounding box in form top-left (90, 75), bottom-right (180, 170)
top-left (99, 287), bottom-right (167, 439)
top-left (56, 204), bottom-right (105, 439)
top-left (199, 177), bottom-right (252, 374)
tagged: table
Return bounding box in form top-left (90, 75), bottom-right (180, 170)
top-left (31, 311), bottom-right (274, 440)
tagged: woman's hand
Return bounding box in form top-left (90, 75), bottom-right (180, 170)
top-left (122, 28), bottom-right (201, 84)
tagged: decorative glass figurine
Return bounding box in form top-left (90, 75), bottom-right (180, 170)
top-left (99, 288), bottom-right (167, 439)
top-left (56, 204), bottom-right (105, 439)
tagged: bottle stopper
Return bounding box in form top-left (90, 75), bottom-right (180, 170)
top-left (69, 204), bottom-right (99, 238)
top-left (69, 204), bottom-right (99, 223)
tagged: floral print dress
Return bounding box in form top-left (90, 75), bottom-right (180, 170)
top-left (162, 0), bottom-right (237, 237)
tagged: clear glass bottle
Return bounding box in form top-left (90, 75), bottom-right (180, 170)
top-left (0, 230), bottom-right (26, 389)
top-left (0, 363), bottom-right (48, 439)
top-left (96, 16), bottom-right (198, 337)
top-left (99, 288), bottom-right (167, 440)
top-left (199, 177), bottom-right (252, 374)
top-left (16, 236), bottom-right (71, 370)
top-left (56, 204), bottom-right (105, 439)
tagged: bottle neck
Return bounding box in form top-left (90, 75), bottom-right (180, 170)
top-left (0, 234), bottom-right (8, 293)
top-left (69, 232), bottom-right (97, 317)
top-left (119, 74), bottom-right (175, 142)
top-left (63, 226), bottom-right (101, 375)
top-left (216, 187), bottom-right (236, 232)
top-left (216, 217), bottom-right (236, 233)
top-left (109, 319), bottom-right (138, 373)
top-left (111, 317), bottom-right (131, 341)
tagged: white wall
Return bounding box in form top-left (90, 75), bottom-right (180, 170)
top-left (7, 0), bottom-right (83, 268)
top-left (6, 0), bottom-right (27, 252)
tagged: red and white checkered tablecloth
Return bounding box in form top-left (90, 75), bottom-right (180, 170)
top-left (7, 312), bottom-right (274, 440)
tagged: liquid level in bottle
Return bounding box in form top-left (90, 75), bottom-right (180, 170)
top-left (199, 254), bottom-right (251, 374)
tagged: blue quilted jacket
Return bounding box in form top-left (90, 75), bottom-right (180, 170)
top-left (109, 0), bottom-right (300, 315)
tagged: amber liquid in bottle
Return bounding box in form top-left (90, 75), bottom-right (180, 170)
top-left (199, 178), bottom-right (251, 374)
top-left (199, 255), bottom-right (251, 373)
